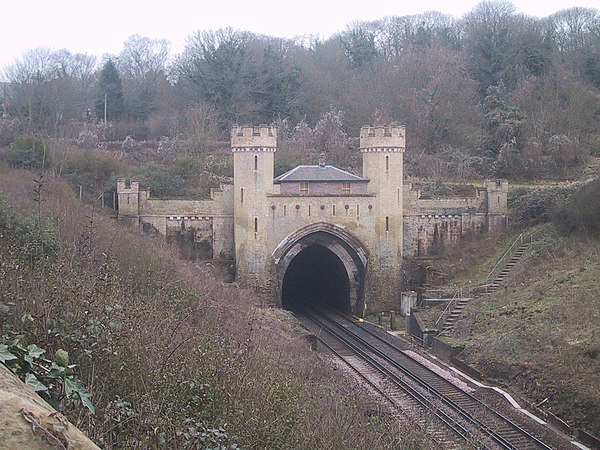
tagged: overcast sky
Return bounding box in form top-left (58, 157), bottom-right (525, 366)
top-left (1, 0), bottom-right (598, 70)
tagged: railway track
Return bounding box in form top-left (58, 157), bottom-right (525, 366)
top-left (299, 308), bottom-right (557, 450)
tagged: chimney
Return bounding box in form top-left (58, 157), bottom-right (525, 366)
top-left (318, 151), bottom-right (326, 167)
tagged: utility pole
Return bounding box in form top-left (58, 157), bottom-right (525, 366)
top-left (2, 83), bottom-right (7, 118)
top-left (104, 93), bottom-right (107, 123)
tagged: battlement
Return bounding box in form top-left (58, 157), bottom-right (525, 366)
top-left (117, 179), bottom-right (139, 193)
top-left (485, 179), bottom-right (508, 192)
top-left (359, 125), bottom-right (405, 151)
top-left (231, 125), bottom-right (277, 150)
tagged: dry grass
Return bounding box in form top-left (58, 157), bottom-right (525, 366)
top-left (0, 166), bottom-right (427, 449)
top-left (449, 229), bottom-right (600, 436)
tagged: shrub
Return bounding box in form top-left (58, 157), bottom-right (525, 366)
top-left (58, 149), bottom-right (124, 197)
top-left (553, 178), bottom-right (600, 236)
top-left (5, 135), bottom-right (50, 170)
top-left (509, 185), bottom-right (575, 226)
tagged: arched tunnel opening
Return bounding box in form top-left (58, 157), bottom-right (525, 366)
top-left (281, 244), bottom-right (351, 312)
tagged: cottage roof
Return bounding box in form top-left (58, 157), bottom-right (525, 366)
top-left (274, 165), bottom-right (368, 183)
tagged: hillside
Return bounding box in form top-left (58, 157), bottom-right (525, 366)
top-left (446, 228), bottom-right (600, 436)
top-left (0, 166), bottom-right (428, 449)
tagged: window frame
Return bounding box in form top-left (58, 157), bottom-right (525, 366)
top-left (342, 182), bottom-right (351, 195)
top-left (299, 182), bottom-right (309, 195)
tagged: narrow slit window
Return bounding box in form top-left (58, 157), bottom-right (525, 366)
top-left (356, 204), bottom-right (360, 217)
top-left (240, 188), bottom-right (244, 204)
top-left (254, 155), bottom-right (258, 171)
top-left (386, 216), bottom-right (389, 232)
top-left (497, 195), bottom-right (500, 204)
top-left (283, 205), bottom-right (287, 216)
top-left (308, 205), bottom-right (311, 216)
top-left (254, 217), bottom-right (258, 233)
top-left (332, 205), bottom-right (336, 216)
top-left (385, 155), bottom-right (390, 172)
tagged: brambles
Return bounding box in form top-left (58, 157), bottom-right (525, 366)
top-left (0, 170), bottom-right (424, 449)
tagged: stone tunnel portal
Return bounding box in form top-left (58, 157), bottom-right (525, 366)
top-left (273, 223), bottom-right (369, 315)
top-left (281, 244), bottom-right (351, 312)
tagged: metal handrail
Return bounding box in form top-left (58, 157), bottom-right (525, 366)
top-left (486, 223), bottom-right (552, 284)
top-left (485, 233), bottom-right (523, 283)
top-left (434, 224), bottom-right (552, 335)
top-left (435, 289), bottom-right (462, 330)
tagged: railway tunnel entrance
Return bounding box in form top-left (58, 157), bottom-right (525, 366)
top-left (282, 245), bottom-right (350, 311)
top-left (272, 223), bottom-right (368, 314)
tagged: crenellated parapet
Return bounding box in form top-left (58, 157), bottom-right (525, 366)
top-left (116, 179), bottom-right (139, 193)
top-left (231, 125), bottom-right (277, 152)
top-left (359, 125), bottom-right (405, 152)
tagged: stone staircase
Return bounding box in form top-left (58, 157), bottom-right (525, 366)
top-left (439, 297), bottom-right (473, 333)
top-left (486, 244), bottom-right (528, 294)
top-left (438, 232), bottom-right (534, 335)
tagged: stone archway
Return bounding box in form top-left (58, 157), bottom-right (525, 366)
top-left (272, 222), bottom-right (369, 314)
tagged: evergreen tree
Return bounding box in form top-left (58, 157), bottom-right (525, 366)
top-left (95, 59), bottom-right (124, 121)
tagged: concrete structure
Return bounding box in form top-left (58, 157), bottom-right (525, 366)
top-left (117, 125), bottom-right (508, 314)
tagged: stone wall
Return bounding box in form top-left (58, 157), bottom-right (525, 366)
top-left (117, 180), bottom-right (235, 260)
top-left (402, 180), bottom-right (508, 257)
top-left (117, 125), bottom-right (508, 314)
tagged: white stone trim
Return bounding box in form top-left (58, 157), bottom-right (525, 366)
top-left (359, 147), bottom-right (405, 152)
top-left (231, 147), bottom-right (276, 153)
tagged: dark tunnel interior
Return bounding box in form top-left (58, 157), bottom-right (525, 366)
top-left (281, 244), bottom-right (351, 312)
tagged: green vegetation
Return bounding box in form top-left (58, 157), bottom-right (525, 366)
top-left (0, 169), bottom-right (425, 449)
top-left (5, 135), bottom-right (49, 170)
top-left (447, 228), bottom-right (600, 436)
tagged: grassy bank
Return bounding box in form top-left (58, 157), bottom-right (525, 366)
top-left (449, 230), bottom-right (600, 435)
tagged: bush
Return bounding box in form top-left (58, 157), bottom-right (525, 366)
top-left (5, 135), bottom-right (50, 170)
top-left (553, 178), bottom-right (600, 236)
top-left (509, 185), bottom-right (575, 226)
top-left (58, 149), bottom-right (124, 197)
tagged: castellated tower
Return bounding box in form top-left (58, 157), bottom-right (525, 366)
top-left (232, 125), bottom-right (277, 289)
top-left (116, 179), bottom-right (141, 225)
top-left (360, 125), bottom-right (405, 306)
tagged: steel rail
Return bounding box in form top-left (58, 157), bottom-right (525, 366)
top-left (302, 310), bottom-right (490, 449)
top-left (310, 309), bottom-right (554, 450)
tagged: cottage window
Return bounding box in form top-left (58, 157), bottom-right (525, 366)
top-left (299, 182), bottom-right (309, 195)
top-left (342, 182), bottom-right (351, 195)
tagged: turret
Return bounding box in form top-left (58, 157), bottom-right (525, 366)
top-left (116, 179), bottom-right (140, 217)
top-left (485, 179), bottom-right (508, 215)
top-left (360, 125), bottom-right (405, 308)
top-left (232, 125), bottom-right (277, 285)
top-left (360, 124), bottom-right (405, 236)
